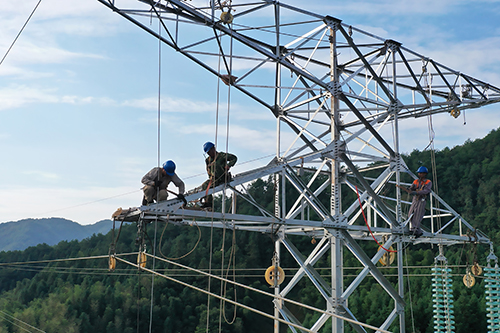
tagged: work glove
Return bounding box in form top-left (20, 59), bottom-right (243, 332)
top-left (409, 191), bottom-right (417, 195)
top-left (177, 193), bottom-right (187, 205)
top-left (154, 180), bottom-right (162, 188)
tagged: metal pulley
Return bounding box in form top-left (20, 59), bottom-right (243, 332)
top-left (108, 255), bottom-right (116, 271)
top-left (265, 265), bottom-right (285, 286)
top-left (378, 245), bottom-right (395, 266)
top-left (463, 271), bottom-right (475, 288)
top-left (220, 11), bottom-right (233, 24)
top-left (471, 262), bottom-right (482, 276)
top-left (450, 108), bottom-right (460, 118)
top-left (137, 251), bottom-right (147, 269)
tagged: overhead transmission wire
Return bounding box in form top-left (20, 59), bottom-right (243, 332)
top-left (0, 310), bottom-right (45, 333)
top-left (0, 0), bottom-right (42, 67)
top-left (147, 14), bottom-right (164, 333)
top-left (219, 15), bottom-right (238, 331)
top-left (114, 252), bottom-right (392, 333)
top-left (205, 20), bottom-right (223, 333)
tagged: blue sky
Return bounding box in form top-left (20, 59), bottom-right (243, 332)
top-left (1, 0), bottom-right (500, 225)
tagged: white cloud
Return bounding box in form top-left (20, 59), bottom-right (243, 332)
top-left (122, 96), bottom-right (217, 112)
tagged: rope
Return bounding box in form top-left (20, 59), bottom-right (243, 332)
top-left (355, 186), bottom-right (397, 253)
top-left (0, 0), bottom-right (42, 67)
top-left (148, 15), bottom-right (164, 333)
top-left (404, 247), bottom-right (417, 333)
top-left (158, 218), bottom-right (202, 260)
top-left (222, 222), bottom-right (237, 324)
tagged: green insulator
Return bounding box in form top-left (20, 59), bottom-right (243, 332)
top-left (433, 288), bottom-right (444, 293)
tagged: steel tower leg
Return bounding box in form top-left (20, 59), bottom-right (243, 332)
top-left (329, 24), bottom-right (344, 333)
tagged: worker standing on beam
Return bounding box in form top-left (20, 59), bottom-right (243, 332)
top-left (200, 142), bottom-right (237, 209)
top-left (141, 160), bottom-right (185, 205)
top-left (403, 166), bottom-right (432, 238)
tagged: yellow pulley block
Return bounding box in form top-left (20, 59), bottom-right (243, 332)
top-left (378, 246), bottom-right (396, 266)
top-left (471, 262), bottom-right (482, 276)
top-left (137, 252), bottom-right (147, 268)
top-left (463, 272), bottom-right (475, 288)
top-left (108, 256), bottom-right (116, 271)
top-left (220, 11), bottom-right (233, 24)
top-left (450, 108), bottom-right (460, 118)
top-left (265, 266), bottom-right (285, 286)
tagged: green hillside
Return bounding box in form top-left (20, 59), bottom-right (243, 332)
top-left (0, 218), bottom-right (113, 252)
top-left (0, 128), bottom-right (499, 332)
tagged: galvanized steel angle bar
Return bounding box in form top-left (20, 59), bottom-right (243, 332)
top-left (286, 160), bottom-right (329, 219)
top-left (344, 172), bottom-right (394, 227)
top-left (280, 235), bottom-right (331, 297)
top-left (337, 306), bottom-right (368, 333)
top-left (282, 22), bottom-right (327, 54)
top-left (281, 76), bottom-right (330, 111)
top-left (336, 23), bottom-right (395, 104)
top-left (345, 151), bottom-right (390, 164)
top-left (339, 96), bottom-right (395, 157)
top-left (341, 236), bottom-right (396, 300)
top-left (228, 184), bottom-right (275, 218)
top-left (340, 51), bottom-right (385, 89)
top-left (281, 237), bottom-right (333, 301)
top-left (378, 308), bottom-right (399, 332)
top-left (284, 165), bottom-right (330, 221)
top-left (398, 54), bottom-right (442, 104)
top-left (341, 231), bottom-right (405, 306)
top-left (341, 153), bottom-right (398, 227)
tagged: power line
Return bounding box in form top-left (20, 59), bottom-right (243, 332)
top-left (0, 0), bottom-right (43, 67)
top-left (0, 310), bottom-right (45, 333)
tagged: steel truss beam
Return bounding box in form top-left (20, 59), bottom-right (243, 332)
top-left (103, 1), bottom-right (498, 332)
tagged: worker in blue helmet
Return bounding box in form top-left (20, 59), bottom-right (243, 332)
top-left (200, 141), bottom-right (237, 209)
top-left (400, 166), bottom-right (432, 238)
top-left (141, 160), bottom-right (186, 205)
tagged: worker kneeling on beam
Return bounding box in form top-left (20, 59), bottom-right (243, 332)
top-left (141, 160), bottom-right (185, 205)
top-left (405, 166), bottom-right (432, 238)
top-left (200, 142), bottom-right (237, 209)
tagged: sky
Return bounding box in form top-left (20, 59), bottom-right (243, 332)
top-left (1, 0), bottom-right (500, 225)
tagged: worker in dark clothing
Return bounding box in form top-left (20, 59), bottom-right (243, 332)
top-left (200, 141), bottom-right (237, 208)
top-left (401, 166), bottom-right (432, 238)
top-left (141, 160), bottom-right (186, 205)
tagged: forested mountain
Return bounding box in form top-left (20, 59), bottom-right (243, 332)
top-left (0, 218), bottom-right (113, 252)
top-left (0, 128), bottom-right (499, 333)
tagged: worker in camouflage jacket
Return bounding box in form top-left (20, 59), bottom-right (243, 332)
top-left (200, 141), bottom-right (237, 208)
top-left (405, 166), bottom-right (432, 238)
top-left (141, 160), bottom-right (185, 205)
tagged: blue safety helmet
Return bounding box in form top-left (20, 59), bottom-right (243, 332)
top-left (203, 141), bottom-right (215, 154)
top-left (416, 166), bottom-right (428, 174)
top-left (163, 160), bottom-right (176, 176)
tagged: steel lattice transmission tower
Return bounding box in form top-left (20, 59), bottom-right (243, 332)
top-left (101, 0), bottom-right (500, 332)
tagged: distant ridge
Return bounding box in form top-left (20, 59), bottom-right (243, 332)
top-left (0, 218), bottom-right (112, 252)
